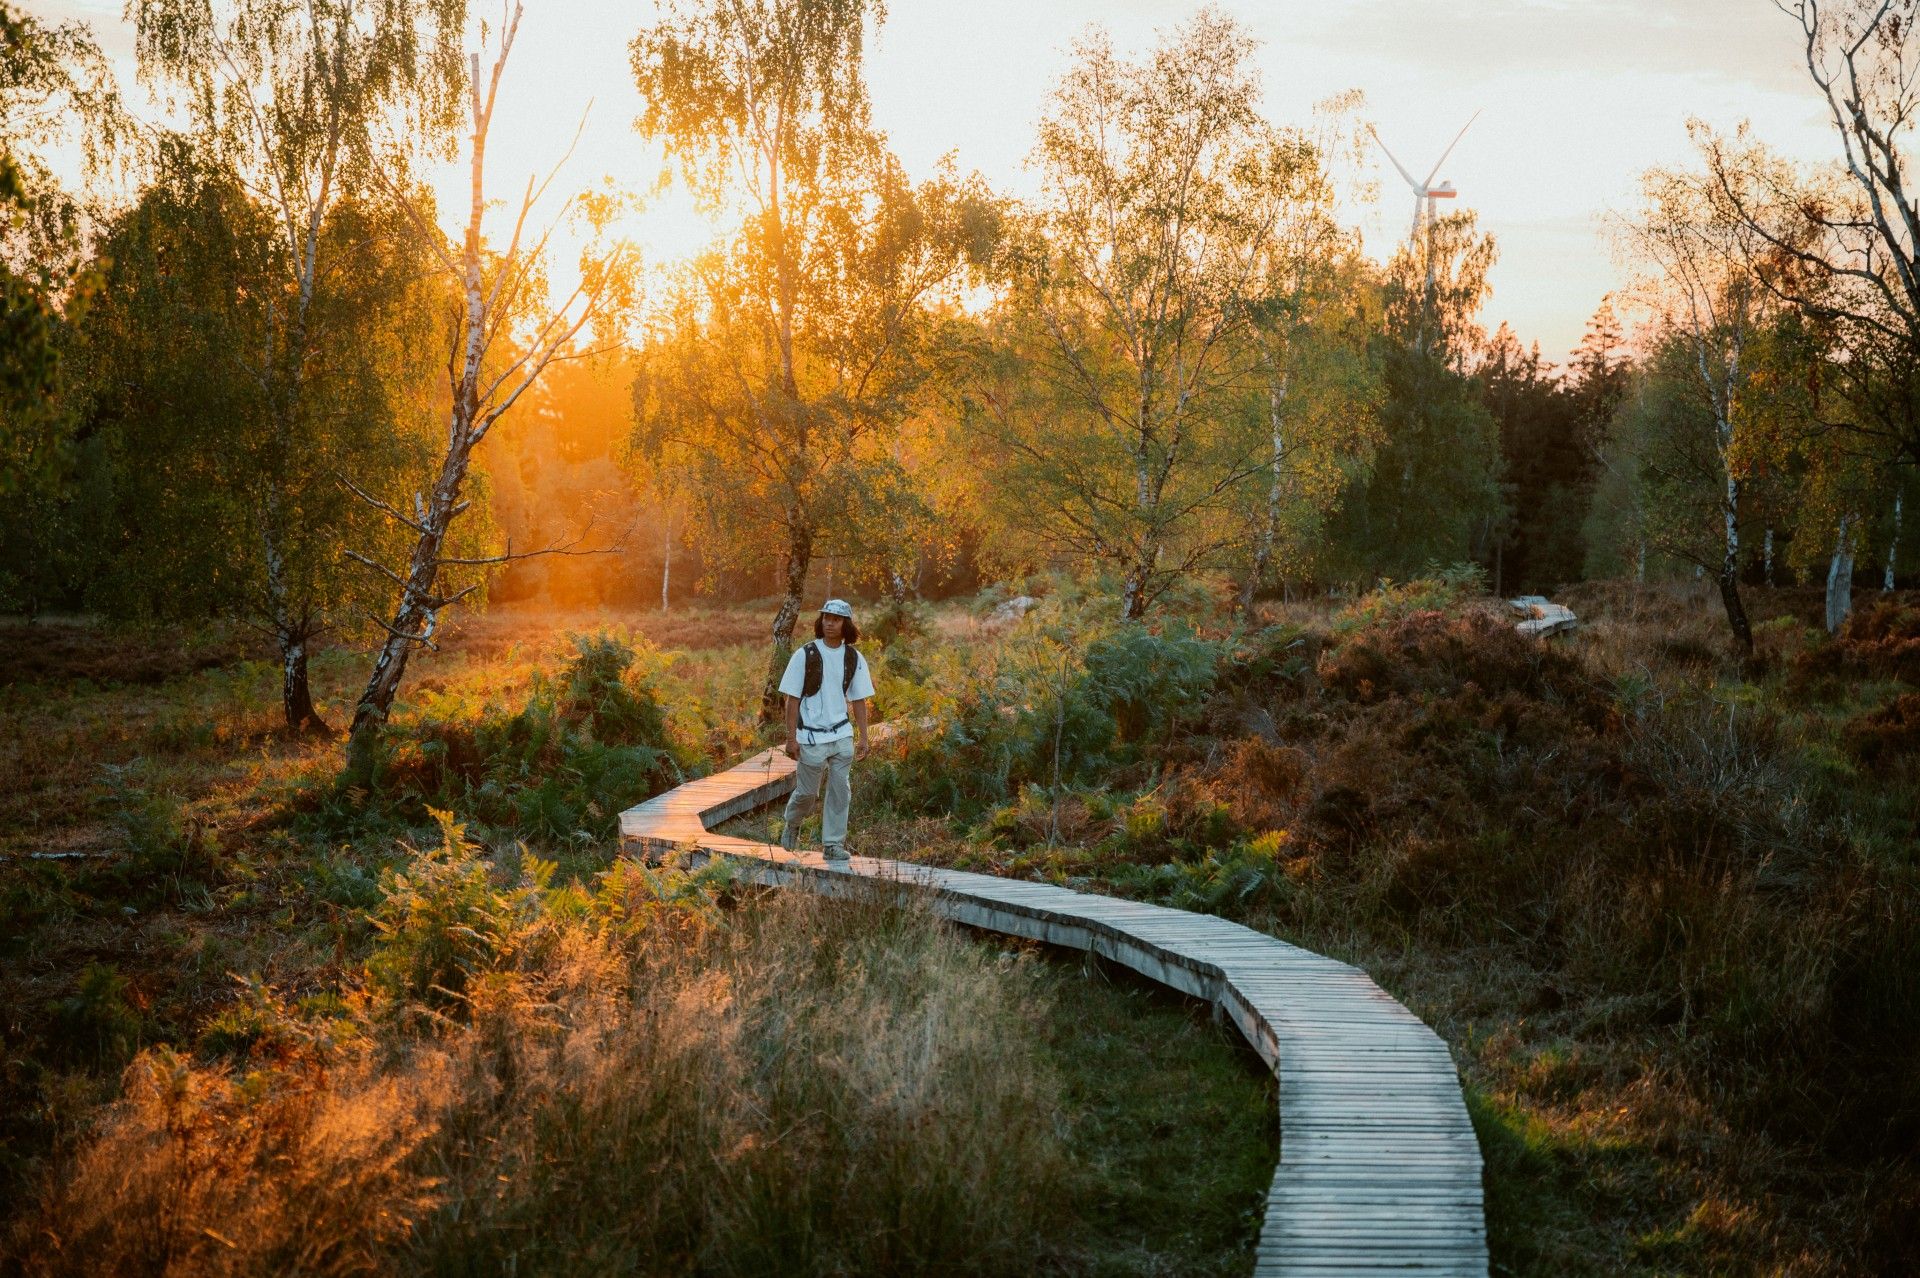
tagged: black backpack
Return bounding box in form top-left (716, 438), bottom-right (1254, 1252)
top-left (801, 640), bottom-right (860, 698)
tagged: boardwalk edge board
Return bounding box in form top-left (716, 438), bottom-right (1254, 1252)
top-left (619, 721), bottom-right (1489, 1276)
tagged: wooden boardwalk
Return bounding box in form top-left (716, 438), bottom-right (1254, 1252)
top-left (621, 728), bottom-right (1488, 1276)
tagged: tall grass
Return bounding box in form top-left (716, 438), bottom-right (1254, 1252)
top-left (12, 823), bottom-right (1069, 1277)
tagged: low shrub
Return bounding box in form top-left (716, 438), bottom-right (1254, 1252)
top-left (1830, 596), bottom-right (1920, 681)
top-left (917, 589), bottom-right (1920, 1182)
top-left (872, 622), bottom-right (1225, 822)
top-left (1334, 562), bottom-right (1487, 632)
top-left (97, 766), bottom-right (223, 904)
top-left (48, 963), bottom-right (145, 1071)
top-left (1842, 691), bottom-right (1920, 772)
top-left (327, 633), bottom-right (689, 844)
top-left (364, 809), bottom-right (548, 1008)
top-left (1791, 594), bottom-right (1920, 693)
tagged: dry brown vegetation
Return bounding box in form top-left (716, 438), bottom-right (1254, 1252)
top-left (855, 577), bottom-right (1920, 1275)
top-left (11, 866), bottom-right (1072, 1277)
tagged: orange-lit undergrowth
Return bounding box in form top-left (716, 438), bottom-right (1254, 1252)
top-left (10, 817), bottom-right (1068, 1277)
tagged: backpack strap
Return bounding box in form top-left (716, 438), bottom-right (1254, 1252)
top-left (801, 641), bottom-right (822, 698)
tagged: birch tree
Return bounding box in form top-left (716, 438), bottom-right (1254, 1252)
top-left (0, 3), bottom-right (128, 615)
top-left (630, 0), bottom-right (992, 717)
top-left (1230, 98), bottom-right (1383, 609)
top-left (130, 0), bottom-right (466, 731)
top-left (1621, 163), bottom-right (1770, 653)
top-left (1695, 2), bottom-right (1920, 468)
top-left (1, 2), bottom-right (126, 494)
top-left (966, 11), bottom-right (1290, 620)
top-left (346, 3), bottom-right (635, 749)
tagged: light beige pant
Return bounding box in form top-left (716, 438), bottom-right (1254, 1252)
top-left (782, 736), bottom-right (855, 854)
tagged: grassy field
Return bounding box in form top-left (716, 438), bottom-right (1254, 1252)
top-left (0, 604), bottom-right (1274, 1276)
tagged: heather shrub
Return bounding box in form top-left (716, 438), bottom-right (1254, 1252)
top-left (1842, 691), bottom-right (1920, 772)
top-left (914, 585), bottom-right (1920, 1175)
top-left (1789, 594), bottom-right (1920, 696)
top-left (1334, 562), bottom-right (1487, 632)
top-left (1828, 596), bottom-right (1920, 681)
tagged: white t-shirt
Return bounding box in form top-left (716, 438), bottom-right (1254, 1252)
top-left (778, 640), bottom-right (875, 745)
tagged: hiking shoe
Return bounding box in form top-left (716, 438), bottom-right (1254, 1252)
top-left (822, 845), bottom-right (851, 865)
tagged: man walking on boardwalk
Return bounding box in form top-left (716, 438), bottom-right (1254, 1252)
top-left (779, 599), bottom-right (875, 866)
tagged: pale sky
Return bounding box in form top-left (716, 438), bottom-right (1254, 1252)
top-left (32, 0), bottom-right (1837, 363)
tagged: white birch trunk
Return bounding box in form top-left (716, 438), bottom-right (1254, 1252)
top-left (1723, 465), bottom-right (1740, 578)
top-left (1827, 514), bottom-right (1855, 634)
top-left (1239, 366), bottom-right (1289, 614)
top-left (660, 513), bottom-right (672, 613)
top-left (1886, 491), bottom-right (1902, 591)
top-left (354, 13), bottom-right (570, 744)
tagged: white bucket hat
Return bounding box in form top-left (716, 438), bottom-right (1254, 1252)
top-left (819, 598), bottom-right (854, 619)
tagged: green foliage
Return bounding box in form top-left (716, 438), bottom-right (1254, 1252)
top-left (301, 849), bottom-right (388, 911)
top-left (964, 13), bottom-right (1312, 619)
top-left (1334, 561), bottom-right (1486, 631)
top-left (1080, 621), bottom-right (1219, 746)
top-left (333, 633), bottom-right (688, 843)
top-left (1476, 316), bottom-right (1618, 594)
top-left (50, 962), bottom-right (144, 1070)
top-left (99, 764), bottom-right (222, 902)
top-left (366, 808), bottom-right (548, 1007)
top-left (195, 975), bottom-right (359, 1061)
top-left (873, 621), bottom-right (1225, 820)
top-left (1328, 338), bottom-right (1504, 582)
top-left (62, 151), bottom-right (448, 632)
top-left (863, 594), bottom-right (933, 648)
top-left (630, 0), bottom-right (994, 714)
top-left (1107, 836), bottom-right (1294, 917)
top-left (0, 2), bottom-right (125, 493)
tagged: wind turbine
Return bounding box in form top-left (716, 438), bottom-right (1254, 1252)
top-left (1370, 110), bottom-right (1480, 245)
top-left (1371, 111), bottom-right (1480, 349)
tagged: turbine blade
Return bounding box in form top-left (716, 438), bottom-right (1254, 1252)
top-left (1369, 124), bottom-right (1420, 191)
top-left (1421, 109), bottom-right (1481, 189)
